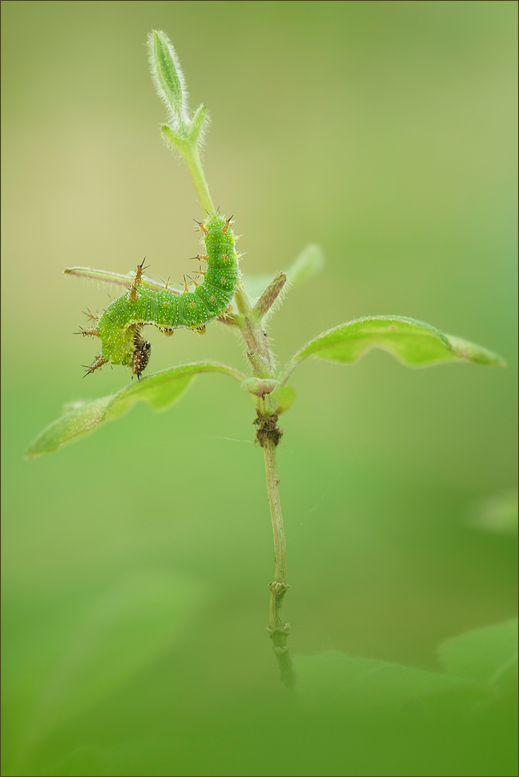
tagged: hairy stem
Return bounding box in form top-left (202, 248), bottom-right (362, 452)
top-left (235, 291), bottom-right (294, 684)
top-left (181, 143), bottom-right (215, 215)
top-left (257, 418), bottom-right (295, 688)
top-left (234, 285), bottom-right (273, 377)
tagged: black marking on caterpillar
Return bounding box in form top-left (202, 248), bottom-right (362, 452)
top-left (82, 214), bottom-right (239, 379)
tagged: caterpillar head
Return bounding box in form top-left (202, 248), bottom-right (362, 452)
top-left (131, 330), bottom-right (151, 379)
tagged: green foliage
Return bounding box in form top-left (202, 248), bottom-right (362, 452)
top-left (25, 362), bottom-right (244, 458)
top-left (286, 315), bottom-right (506, 370)
top-left (64, 266), bottom-right (176, 293)
top-left (296, 649), bottom-right (486, 709)
top-left (12, 10), bottom-right (514, 776)
top-left (148, 31), bottom-right (189, 134)
top-left (148, 29), bottom-right (208, 149)
top-left (275, 384), bottom-right (296, 415)
top-left (242, 244), bottom-right (325, 302)
top-left (26, 309), bottom-right (503, 456)
top-left (298, 619), bottom-right (517, 709)
top-left (25, 26), bottom-right (503, 450)
top-left (8, 616), bottom-right (518, 776)
top-left (439, 618), bottom-right (518, 690)
top-left (471, 489), bottom-right (519, 535)
top-left (292, 621), bottom-right (517, 776)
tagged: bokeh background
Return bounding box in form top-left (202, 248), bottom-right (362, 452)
top-left (2, 1), bottom-right (517, 775)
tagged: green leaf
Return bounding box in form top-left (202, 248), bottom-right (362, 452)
top-left (470, 489), bottom-right (518, 535)
top-left (295, 650), bottom-right (488, 711)
top-left (161, 123), bottom-right (189, 154)
top-left (276, 384), bottom-right (295, 414)
top-left (279, 315), bottom-right (506, 385)
top-left (25, 362), bottom-right (245, 458)
top-left (64, 266), bottom-right (181, 294)
top-left (439, 619), bottom-right (518, 691)
top-left (241, 378), bottom-right (278, 398)
top-left (242, 244), bottom-right (325, 303)
top-left (287, 244), bottom-right (325, 285)
top-left (188, 103), bottom-right (210, 146)
top-left (251, 272), bottom-right (287, 320)
top-left (148, 30), bottom-right (189, 134)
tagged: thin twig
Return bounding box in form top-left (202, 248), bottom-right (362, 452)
top-left (257, 417), bottom-right (295, 688)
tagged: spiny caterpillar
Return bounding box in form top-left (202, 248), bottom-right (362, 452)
top-left (80, 213), bottom-right (239, 379)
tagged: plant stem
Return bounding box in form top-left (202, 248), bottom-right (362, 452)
top-left (258, 418), bottom-right (295, 688)
top-left (234, 291), bottom-right (294, 684)
top-left (181, 143), bottom-right (215, 215)
top-left (177, 123), bottom-right (293, 683)
top-left (234, 285), bottom-right (273, 378)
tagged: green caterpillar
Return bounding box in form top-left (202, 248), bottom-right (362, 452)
top-left (80, 213), bottom-right (239, 379)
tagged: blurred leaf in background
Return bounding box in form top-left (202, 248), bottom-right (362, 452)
top-left (2, 1), bottom-right (517, 775)
top-left (469, 488), bottom-right (518, 535)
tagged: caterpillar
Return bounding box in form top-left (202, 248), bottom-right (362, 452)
top-left (79, 213), bottom-right (239, 379)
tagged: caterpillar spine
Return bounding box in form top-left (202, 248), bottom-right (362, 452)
top-left (82, 213), bottom-right (239, 379)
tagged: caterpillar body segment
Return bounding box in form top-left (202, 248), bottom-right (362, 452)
top-left (83, 214), bottom-right (239, 379)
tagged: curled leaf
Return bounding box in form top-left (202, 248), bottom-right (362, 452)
top-left (26, 362), bottom-right (245, 458)
top-left (278, 315), bottom-right (506, 387)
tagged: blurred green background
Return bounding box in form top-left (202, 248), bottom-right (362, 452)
top-left (2, 2), bottom-right (517, 775)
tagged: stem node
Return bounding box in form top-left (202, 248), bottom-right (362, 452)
top-left (266, 623), bottom-right (291, 638)
top-left (269, 581), bottom-right (289, 596)
top-left (254, 414), bottom-right (283, 447)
